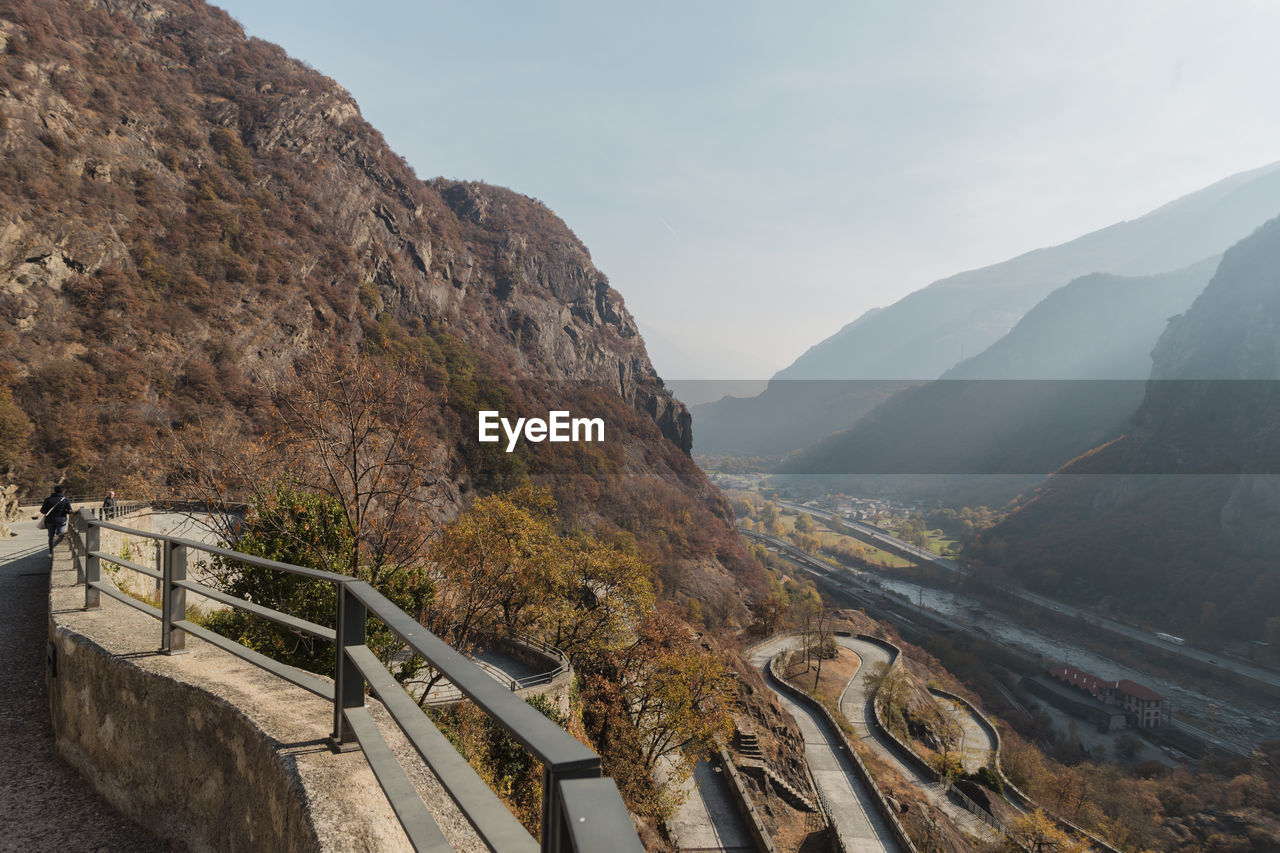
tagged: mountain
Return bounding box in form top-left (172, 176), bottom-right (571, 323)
top-left (778, 161), bottom-right (1280, 382)
top-left (972, 216), bottom-right (1280, 643)
top-left (0, 0), bottom-right (761, 605)
top-left (695, 163), bottom-right (1280, 458)
top-left (778, 257), bottom-right (1219, 477)
top-left (690, 379), bottom-right (915, 457)
top-left (942, 257), bottom-right (1220, 381)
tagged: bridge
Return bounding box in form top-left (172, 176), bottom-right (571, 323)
top-left (22, 503), bottom-right (641, 852)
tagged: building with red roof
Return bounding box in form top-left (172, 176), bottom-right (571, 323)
top-left (1048, 666), bottom-right (1167, 728)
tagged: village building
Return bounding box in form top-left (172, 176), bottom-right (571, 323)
top-left (1048, 665), bottom-right (1167, 728)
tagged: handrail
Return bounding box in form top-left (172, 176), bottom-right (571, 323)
top-left (68, 508), bottom-right (641, 853)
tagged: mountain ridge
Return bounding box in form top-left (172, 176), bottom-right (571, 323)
top-left (775, 159), bottom-right (1280, 382)
top-left (972, 214), bottom-right (1280, 641)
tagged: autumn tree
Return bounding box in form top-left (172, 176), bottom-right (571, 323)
top-left (543, 533), bottom-right (654, 663)
top-left (1004, 810), bottom-right (1086, 853)
top-left (272, 350), bottom-right (443, 582)
top-left (607, 610), bottom-right (735, 776)
top-left (748, 591), bottom-right (787, 638)
top-left (171, 351), bottom-right (443, 677)
top-left (809, 608), bottom-right (837, 690)
top-left (204, 483), bottom-right (432, 676)
top-left (172, 350), bottom-right (444, 579)
top-left (423, 485), bottom-right (559, 654)
top-left (791, 586), bottom-right (824, 670)
top-left (864, 660), bottom-right (911, 737)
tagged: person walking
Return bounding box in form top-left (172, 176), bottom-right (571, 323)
top-left (101, 490), bottom-right (117, 520)
top-left (40, 485), bottom-right (73, 555)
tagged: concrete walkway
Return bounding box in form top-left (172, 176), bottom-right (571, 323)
top-left (748, 636), bottom-right (901, 853)
top-left (933, 694), bottom-right (995, 774)
top-left (0, 518), bottom-right (167, 852)
top-left (836, 636), bottom-right (996, 842)
top-left (663, 755), bottom-right (754, 851)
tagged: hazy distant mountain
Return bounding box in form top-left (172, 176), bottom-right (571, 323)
top-left (691, 379), bottom-right (915, 457)
top-left (776, 257), bottom-right (1220, 476)
top-left (695, 163), bottom-right (1280, 459)
top-left (944, 257), bottom-right (1220, 381)
top-left (779, 160), bottom-right (1280, 381)
top-left (973, 216), bottom-right (1280, 642)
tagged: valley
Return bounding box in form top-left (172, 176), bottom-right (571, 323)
top-left (726, 487), bottom-right (1280, 754)
top-left (5, 0), bottom-right (1280, 850)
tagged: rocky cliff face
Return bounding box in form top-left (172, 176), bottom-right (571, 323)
top-left (0, 0), bottom-right (751, 602)
top-left (0, 0), bottom-right (690, 452)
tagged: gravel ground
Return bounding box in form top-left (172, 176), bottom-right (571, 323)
top-left (0, 521), bottom-right (168, 853)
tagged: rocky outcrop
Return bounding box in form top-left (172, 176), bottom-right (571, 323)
top-left (0, 0), bottom-right (693, 464)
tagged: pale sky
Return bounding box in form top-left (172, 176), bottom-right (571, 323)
top-left (213, 1), bottom-right (1280, 380)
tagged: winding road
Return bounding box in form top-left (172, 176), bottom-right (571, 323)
top-left (834, 636), bottom-right (997, 843)
top-left (933, 694), bottom-right (996, 774)
top-left (747, 636), bottom-right (902, 852)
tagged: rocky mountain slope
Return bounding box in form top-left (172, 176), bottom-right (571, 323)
top-left (973, 216), bottom-right (1280, 643)
top-left (0, 0), bottom-right (759, 606)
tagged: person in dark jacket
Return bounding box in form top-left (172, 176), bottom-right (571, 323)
top-left (40, 485), bottom-right (73, 554)
top-left (101, 490), bottom-right (117, 520)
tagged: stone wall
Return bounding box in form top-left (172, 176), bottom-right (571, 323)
top-left (46, 542), bottom-right (485, 852)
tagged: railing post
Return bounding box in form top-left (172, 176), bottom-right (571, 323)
top-left (154, 540), bottom-right (163, 593)
top-left (331, 582), bottom-right (366, 745)
top-left (540, 759), bottom-right (601, 853)
top-left (72, 513), bottom-right (86, 585)
top-left (84, 521), bottom-right (101, 610)
top-left (161, 541), bottom-right (187, 654)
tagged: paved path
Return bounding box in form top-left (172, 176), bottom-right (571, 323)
top-left (835, 636), bottom-right (996, 842)
top-left (662, 755), bottom-right (754, 851)
top-left (0, 517), bottom-right (167, 852)
top-left (933, 694), bottom-right (995, 773)
top-left (747, 637), bottom-right (901, 852)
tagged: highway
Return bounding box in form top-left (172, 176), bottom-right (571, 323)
top-left (774, 501), bottom-right (1280, 693)
top-left (778, 501), bottom-right (961, 571)
top-left (742, 528), bottom-right (1263, 756)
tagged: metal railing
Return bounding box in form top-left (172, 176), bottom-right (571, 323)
top-left (67, 508), bottom-right (641, 853)
top-left (89, 500), bottom-right (150, 521)
top-left (406, 631), bottom-right (572, 706)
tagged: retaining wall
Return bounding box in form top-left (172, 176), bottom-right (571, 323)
top-left (716, 745), bottom-right (777, 853)
top-left (46, 542), bottom-right (482, 852)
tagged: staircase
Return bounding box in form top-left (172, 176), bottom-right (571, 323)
top-left (733, 729), bottom-right (817, 813)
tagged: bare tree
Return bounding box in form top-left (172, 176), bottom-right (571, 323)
top-left (811, 608), bottom-right (836, 690)
top-left (170, 350), bottom-right (445, 579)
top-left (271, 350), bottom-right (444, 583)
